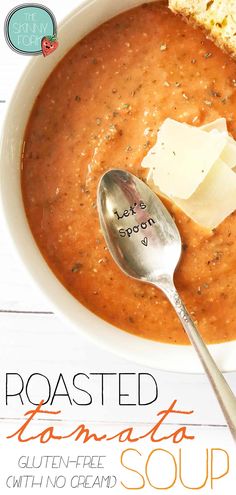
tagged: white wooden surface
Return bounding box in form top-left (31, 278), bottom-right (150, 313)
top-left (0, 1), bottom-right (236, 493)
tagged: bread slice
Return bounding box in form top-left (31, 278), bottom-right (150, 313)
top-left (169, 0), bottom-right (236, 58)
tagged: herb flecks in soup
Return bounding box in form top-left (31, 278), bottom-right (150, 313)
top-left (22, 1), bottom-right (236, 344)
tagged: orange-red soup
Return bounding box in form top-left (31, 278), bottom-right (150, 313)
top-left (22, 1), bottom-right (236, 344)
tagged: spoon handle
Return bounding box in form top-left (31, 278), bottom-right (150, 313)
top-left (158, 277), bottom-right (236, 442)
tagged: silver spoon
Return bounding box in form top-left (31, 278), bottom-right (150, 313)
top-left (97, 168), bottom-right (236, 442)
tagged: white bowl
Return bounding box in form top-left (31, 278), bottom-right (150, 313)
top-left (1, 0), bottom-right (236, 373)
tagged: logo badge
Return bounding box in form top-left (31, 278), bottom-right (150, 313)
top-left (4, 3), bottom-right (58, 56)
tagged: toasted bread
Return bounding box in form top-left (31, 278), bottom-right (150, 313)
top-left (169, 0), bottom-right (236, 58)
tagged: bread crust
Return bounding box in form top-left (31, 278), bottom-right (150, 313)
top-left (169, 1), bottom-right (236, 60)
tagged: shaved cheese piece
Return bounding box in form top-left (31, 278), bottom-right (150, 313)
top-left (142, 145), bottom-right (159, 169)
top-left (221, 140), bottom-right (236, 168)
top-left (201, 118), bottom-right (227, 133)
top-left (141, 118), bottom-right (236, 174)
top-left (142, 117), bottom-right (236, 229)
top-left (146, 175), bottom-right (169, 200)
top-left (201, 121), bottom-right (236, 168)
top-left (146, 167), bottom-right (154, 182)
top-left (174, 159), bottom-right (236, 229)
top-left (150, 119), bottom-right (226, 199)
top-left (207, 129), bottom-right (236, 168)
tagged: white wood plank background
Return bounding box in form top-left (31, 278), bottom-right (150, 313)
top-left (0, 1), bottom-right (236, 493)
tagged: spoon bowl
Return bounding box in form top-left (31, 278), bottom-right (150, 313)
top-left (98, 169), bottom-right (181, 284)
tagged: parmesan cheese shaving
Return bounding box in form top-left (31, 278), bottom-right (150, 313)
top-left (208, 128), bottom-right (236, 169)
top-left (221, 140), bottom-right (236, 169)
top-left (201, 117), bottom-right (227, 133)
top-left (142, 117), bottom-right (236, 229)
top-left (147, 118), bottom-right (226, 199)
top-left (173, 159), bottom-right (236, 230)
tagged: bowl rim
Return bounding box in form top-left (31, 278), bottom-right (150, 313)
top-left (1, 0), bottom-right (236, 374)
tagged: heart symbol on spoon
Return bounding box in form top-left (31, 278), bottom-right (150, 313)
top-left (141, 237), bottom-right (148, 247)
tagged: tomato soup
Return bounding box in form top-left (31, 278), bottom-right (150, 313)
top-left (22, 1), bottom-right (236, 344)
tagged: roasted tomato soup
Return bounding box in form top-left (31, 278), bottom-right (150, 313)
top-left (22, 1), bottom-right (236, 345)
